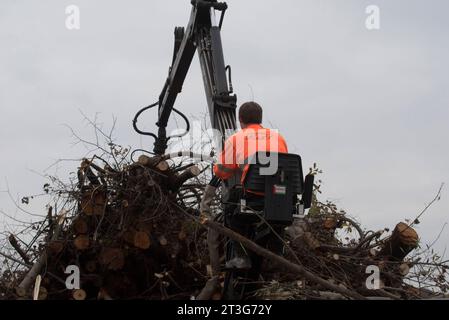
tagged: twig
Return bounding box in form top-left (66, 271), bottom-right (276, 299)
top-left (410, 183), bottom-right (444, 228)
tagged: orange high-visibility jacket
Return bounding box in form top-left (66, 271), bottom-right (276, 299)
top-left (213, 124), bottom-right (288, 183)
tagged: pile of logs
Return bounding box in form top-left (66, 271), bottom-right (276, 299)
top-left (7, 154), bottom-right (209, 300)
top-left (0, 151), bottom-right (447, 300)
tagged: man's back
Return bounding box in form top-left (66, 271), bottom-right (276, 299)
top-left (214, 123), bottom-right (288, 183)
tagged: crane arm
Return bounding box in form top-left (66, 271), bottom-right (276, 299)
top-left (151, 0), bottom-right (237, 155)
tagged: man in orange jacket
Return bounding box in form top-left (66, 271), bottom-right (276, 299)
top-left (200, 101), bottom-right (289, 273)
top-left (213, 101), bottom-right (288, 183)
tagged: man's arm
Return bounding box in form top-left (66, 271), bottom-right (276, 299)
top-left (213, 135), bottom-right (238, 180)
top-left (201, 134), bottom-right (236, 221)
top-left (199, 176), bottom-right (222, 218)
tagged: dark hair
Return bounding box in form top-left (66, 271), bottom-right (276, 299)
top-left (238, 101), bottom-right (263, 124)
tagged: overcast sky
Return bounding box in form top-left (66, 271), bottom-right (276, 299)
top-left (1, 0), bottom-right (448, 253)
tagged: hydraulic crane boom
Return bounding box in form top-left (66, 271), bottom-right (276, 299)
top-left (135, 0), bottom-right (237, 155)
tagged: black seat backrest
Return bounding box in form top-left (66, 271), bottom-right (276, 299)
top-left (242, 152), bottom-right (304, 225)
top-left (243, 152), bottom-right (304, 194)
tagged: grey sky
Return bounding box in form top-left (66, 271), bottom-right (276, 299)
top-left (1, 0), bottom-right (448, 252)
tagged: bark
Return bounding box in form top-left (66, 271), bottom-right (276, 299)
top-left (8, 234), bottom-right (31, 265)
top-left (379, 222), bottom-right (419, 261)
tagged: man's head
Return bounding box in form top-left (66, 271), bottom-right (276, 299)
top-left (238, 101), bottom-right (263, 128)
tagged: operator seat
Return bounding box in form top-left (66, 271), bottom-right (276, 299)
top-left (224, 152), bottom-right (313, 270)
top-left (238, 152), bottom-right (306, 225)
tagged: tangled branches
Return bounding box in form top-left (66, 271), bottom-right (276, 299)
top-left (0, 121), bottom-right (447, 300)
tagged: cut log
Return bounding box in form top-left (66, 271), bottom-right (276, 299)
top-left (137, 154), bottom-right (157, 166)
top-left (399, 263), bottom-right (410, 276)
top-left (72, 218), bottom-right (88, 234)
top-left (323, 218), bottom-right (338, 229)
top-left (99, 247), bottom-right (125, 271)
top-left (137, 155), bottom-right (169, 171)
top-left (156, 160), bottom-right (170, 172)
top-left (72, 289), bottom-right (87, 300)
top-left (134, 231), bottom-right (151, 249)
top-left (47, 241), bottom-right (64, 255)
top-left (379, 222), bottom-right (419, 261)
top-left (123, 230), bottom-right (151, 249)
top-left (172, 166), bottom-right (201, 190)
top-left (80, 189), bottom-right (106, 216)
top-left (74, 235), bottom-right (90, 251)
